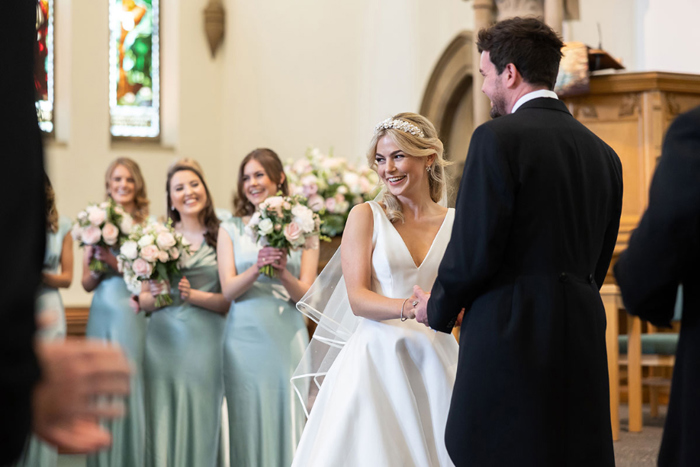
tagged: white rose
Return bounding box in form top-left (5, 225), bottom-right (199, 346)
top-left (87, 207), bottom-right (107, 226)
top-left (120, 240), bottom-right (139, 260)
top-left (292, 205), bottom-right (315, 232)
top-left (258, 218), bottom-right (274, 235)
top-left (71, 223), bottom-right (82, 241)
top-left (77, 211), bottom-right (88, 222)
top-left (138, 234), bottom-right (155, 247)
top-left (119, 215), bottom-right (134, 235)
top-left (156, 232), bottom-right (176, 250)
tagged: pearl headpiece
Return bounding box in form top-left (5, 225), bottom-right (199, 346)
top-left (374, 118), bottom-right (425, 138)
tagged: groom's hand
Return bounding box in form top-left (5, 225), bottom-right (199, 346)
top-left (412, 285), bottom-right (431, 327)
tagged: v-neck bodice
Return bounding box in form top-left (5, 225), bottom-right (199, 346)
top-left (367, 201), bottom-right (454, 299)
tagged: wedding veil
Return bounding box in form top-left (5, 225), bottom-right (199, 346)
top-left (291, 186), bottom-right (449, 417)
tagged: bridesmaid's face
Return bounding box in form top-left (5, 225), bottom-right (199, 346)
top-left (242, 159), bottom-right (282, 208)
top-left (108, 165), bottom-right (136, 207)
top-left (169, 170), bottom-right (207, 217)
top-left (374, 135), bottom-right (431, 200)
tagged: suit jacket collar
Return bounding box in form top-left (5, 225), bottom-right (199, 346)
top-left (517, 97), bottom-right (571, 115)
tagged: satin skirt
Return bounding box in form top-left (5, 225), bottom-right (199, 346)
top-left (292, 318), bottom-right (458, 467)
top-left (86, 275), bottom-right (147, 467)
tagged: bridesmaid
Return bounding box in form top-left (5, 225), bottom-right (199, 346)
top-left (217, 148), bottom-right (319, 466)
top-left (14, 174), bottom-right (73, 467)
top-left (140, 159), bottom-right (229, 467)
top-left (83, 157), bottom-right (149, 467)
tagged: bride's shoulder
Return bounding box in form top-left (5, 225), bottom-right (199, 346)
top-left (344, 203), bottom-right (375, 239)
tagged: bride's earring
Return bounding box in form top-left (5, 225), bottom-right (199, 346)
top-left (426, 166), bottom-right (431, 172)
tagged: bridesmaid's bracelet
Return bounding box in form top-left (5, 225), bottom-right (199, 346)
top-left (400, 298), bottom-right (409, 322)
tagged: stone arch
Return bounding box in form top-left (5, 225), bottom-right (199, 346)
top-left (420, 31), bottom-right (475, 205)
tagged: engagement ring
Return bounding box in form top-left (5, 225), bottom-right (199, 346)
top-left (412, 300), bottom-right (419, 307)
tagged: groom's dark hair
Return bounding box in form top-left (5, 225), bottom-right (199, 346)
top-left (477, 17), bottom-right (564, 90)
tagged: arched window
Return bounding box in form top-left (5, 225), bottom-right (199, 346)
top-left (36, 0), bottom-right (54, 133)
top-left (109, 0), bottom-right (160, 139)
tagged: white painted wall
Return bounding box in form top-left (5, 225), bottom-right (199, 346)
top-left (637, 0), bottom-right (700, 73)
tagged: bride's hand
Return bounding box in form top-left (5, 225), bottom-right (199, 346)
top-left (412, 285), bottom-right (430, 326)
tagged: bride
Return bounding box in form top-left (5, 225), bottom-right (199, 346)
top-left (291, 113), bottom-right (459, 467)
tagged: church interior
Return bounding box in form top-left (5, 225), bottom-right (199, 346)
top-left (32, 0), bottom-right (699, 466)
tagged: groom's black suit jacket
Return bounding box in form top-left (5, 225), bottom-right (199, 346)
top-left (615, 106), bottom-right (700, 467)
top-left (428, 98), bottom-right (622, 466)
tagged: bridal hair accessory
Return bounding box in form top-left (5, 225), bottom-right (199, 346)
top-left (375, 118), bottom-right (426, 138)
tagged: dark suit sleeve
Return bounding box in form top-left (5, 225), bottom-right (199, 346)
top-left (428, 124), bottom-right (515, 332)
top-left (594, 153), bottom-right (623, 289)
top-left (614, 108), bottom-right (700, 327)
top-left (0, 2), bottom-right (45, 464)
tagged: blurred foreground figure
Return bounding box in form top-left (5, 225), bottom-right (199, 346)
top-left (615, 106), bottom-right (700, 467)
top-left (0, 3), bottom-right (130, 465)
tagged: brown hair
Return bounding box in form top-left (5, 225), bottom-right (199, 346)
top-left (476, 17), bottom-right (564, 91)
top-left (166, 159), bottom-right (220, 250)
top-left (366, 112), bottom-right (448, 223)
top-left (233, 148), bottom-right (289, 217)
top-left (45, 173), bottom-right (58, 233)
top-left (105, 157), bottom-right (150, 223)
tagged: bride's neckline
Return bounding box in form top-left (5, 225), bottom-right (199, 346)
top-left (373, 202), bottom-right (452, 269)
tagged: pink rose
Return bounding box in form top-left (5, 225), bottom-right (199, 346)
top-left (102, 223), bottom-right (119, 246)
top-left (284, 222), bottom-right (303, 244)
top-left (307, 194), bottom-right (325, 212)
top-left (304, 235), bottom-right (320, 250)
top-left (87, 207), bottom-right (107, 226)
top-left (140, 244), bottom-right (160, 262)
top-left (325, 197), bottom-right (337, 213)
top-left (275, 224), bottom-right (282, 231)
top-left (156, 232), bottom-right (176, 250)
top-left (158, 250), bottom-right (169, 263)
top-left (132, 258), bottom-right (153, 278)
top-left (81, 225), bottom-right (102, 245)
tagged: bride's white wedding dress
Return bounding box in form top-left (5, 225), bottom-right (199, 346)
top-left (292, 201), bottom-right (459, 467)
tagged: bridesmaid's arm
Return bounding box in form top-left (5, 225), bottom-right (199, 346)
top-left (179, 276), bottom-right (230, 314)
top-left (81, 247), bottom-right (102, 292)
top-left (277, 247), bottom-right (319, 303)
top-left (138, 280), bottom-right (166, 312)
top-left (342, 204), bottom-right (413, 321)
top-left (217, 227), bottom-right (262, 302)
top-left (42, 233), bottom-right (74, 289)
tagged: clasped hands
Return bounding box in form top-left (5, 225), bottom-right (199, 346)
top-left (407, 286), bottom-right (465, 328)
top-left (256, 247), bottom-right (288, 272)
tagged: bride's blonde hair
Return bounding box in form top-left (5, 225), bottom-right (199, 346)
top-left (366, 112), bottom-right (448, 223)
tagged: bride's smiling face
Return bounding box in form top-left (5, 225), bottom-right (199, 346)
top-left (374, 135), bottom-right (430, 200)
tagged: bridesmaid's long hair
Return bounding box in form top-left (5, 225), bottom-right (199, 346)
top-left (366, 112), bottom-right (448, 223)
top-left (104, 157), bottom-right (150, 224)
top-left (166, 159), bottom-right (220, 250)
top-left (233, 148), bottom-right (289, 217)
top-left (45, 173), bottom-right (58, 233)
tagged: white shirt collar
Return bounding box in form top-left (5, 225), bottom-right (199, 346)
top-left (511, 89), bottom-right (559, 114)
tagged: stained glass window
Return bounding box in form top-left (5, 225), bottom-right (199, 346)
top-left (109, 0), bottom-right (160, 138)
top-left (35, 0), bottom-right (54, 133)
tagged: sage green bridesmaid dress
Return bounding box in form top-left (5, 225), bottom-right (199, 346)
top-left (14, 216), bottom-right (71, 467)
top-left (221, 218), bottom-right (309, 467)
top-left (86, 247), bottom-right (147, 467)
top-left (144, 242), bottom-right (226, 467)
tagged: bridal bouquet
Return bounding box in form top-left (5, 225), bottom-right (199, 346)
top-left (117, 220), bottom-right (190, 307)
top-left (246, 195), bottom-right (324, 278)
top-left (285, 148), bottom-right (379, 237)
top-left (72, 199), bottom-right (134, 273)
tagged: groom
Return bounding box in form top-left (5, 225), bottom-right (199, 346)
top-left (414, 18), bottom-right (622, 466)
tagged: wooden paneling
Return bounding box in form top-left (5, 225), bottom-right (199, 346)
top-left (65, 307), bottom-right (89, 336)
top-left (563, 72), bottom-right (700, 259)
